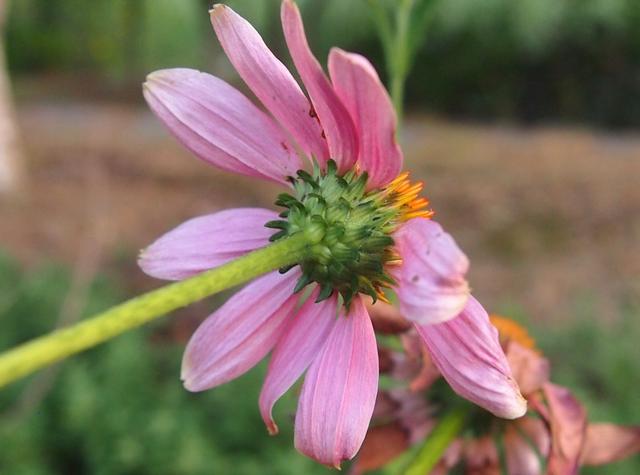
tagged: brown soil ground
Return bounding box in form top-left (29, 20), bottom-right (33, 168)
top-left (1, 102), bottom-right (639, 324)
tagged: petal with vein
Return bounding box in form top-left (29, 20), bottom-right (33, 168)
top-left (182, 269), bottom-right (300, 391)
top-left (144, 68), bottom-right (299, 184)
top-left (139, 208), bottom-right (278, 281)
top-left (415, 296), bottom-right (527, 419)
top-left (328, 48), bottom-right (402, 188)
top-left (294, 297), bottom-right (379, 468)
top-left (259, 290), bottom-right (338, 434)
top-left (581, 423), bottom-right (640, 466)
top-left (281, 0), bottom-right (358, 171)
top-left (210, 5), bottom-right (328, 161)
top-left (392, 219), bottom-right (470, 325)
top-left (543, 383), bottom-right (587, 475)
top-left (504, 423), bottom-right (542, 475)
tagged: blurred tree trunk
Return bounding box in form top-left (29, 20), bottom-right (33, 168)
top-left (0, 0), bottom-right (25, 195)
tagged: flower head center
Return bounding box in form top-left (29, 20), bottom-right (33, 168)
top-left (267, 160), bottom-right (432, 307)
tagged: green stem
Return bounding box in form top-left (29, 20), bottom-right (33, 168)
top-left (403, 406), bottom-right (467, 475)
top-left (0, 233), bottom-right (311, 389)
top-left (390, 0), bottom-right (414, 125)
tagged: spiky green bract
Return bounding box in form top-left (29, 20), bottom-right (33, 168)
top-left (269, 160), bottom-right (400, 308)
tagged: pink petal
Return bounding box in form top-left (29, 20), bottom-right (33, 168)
top-left (294, 297), bottom-right (379, 468)
top-left (543, 383), bottom-right (587, 475)
top-left (181, 270), bottom-right (300, 391)
top-left (506, 341), bottom-right (550, 395)
top-left (328, 48), bottom-right (402, 188)
top-left (281, 0), bottom-right (358, 171)
top-left (144, 68), bottom-right (300, 184)
top-left (210, 5), bottom-right (328, 162)
top-left (392, 219), bottom-right (470, 325)
top-left (415, 296), bottom-right (527, 419)
top-left (138, 208), bottom-right (277, 281)
top-left (517, 416), bottom-right (551, 457)
top-left (504, 423), bottom-right (543, 475)
top-left (259, 289), bottom-right (338, 435)
top-left (581, 423), bottom-right (640, 466)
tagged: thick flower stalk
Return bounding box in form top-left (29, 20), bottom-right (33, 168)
top-left (139, 1), bottom-right (526, 467)
top-left (356, 310), bottom-right (640, 474)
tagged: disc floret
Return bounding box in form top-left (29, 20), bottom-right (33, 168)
top-left (267, 160), bottom-right (432, 307)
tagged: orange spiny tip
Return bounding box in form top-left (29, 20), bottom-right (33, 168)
top-left (381, 171), bottom-right (433, 224)
top-left (375, 289), bottom-right (391, 304)
top-left (388, 171), bottom-right (410, 187)
top-left (409, 197), bottom-right (430, 210)
top-left (490, 315), bottom-right (537, 351)
top-left (402, 209), bottom-right (434, 221)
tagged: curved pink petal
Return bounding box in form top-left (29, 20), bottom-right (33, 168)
top-left (139, 208), bottom-right (277, 281)
top-left (181, 269), bottom-right (300, 391)
top-left (294, 297), bottom-right (378, 468)
top-left (543, 383), bottom-right (587, 475)
top-left (517, 416), bottom-right (551, 457)
top-left (259, 289), bottom-right (338, 435)
top-left (505, 423), bottom-right (542, 475)
top-left (392, 219), bottom-right (470, 325)
top-left (581, 423), bottom-right (640, 466)
top-left (415, 296), bottom-right (527, 419)
top-left (144, 68), bottom-right (300, 184)
top-left (281, 0), bottom-right (358, 171)
top-left (210, 5), bottom-right (328, 162)
top-left (328, 48), bottom-right (402, 188)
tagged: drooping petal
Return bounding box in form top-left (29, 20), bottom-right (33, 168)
top-left (506, 341), bottom-right (550, 395)
top-left (392, 219), bottom-right (470, 325)
top-left (517, 416), bottom-right (551, 457)
top-left (581, 423), bottom-right (640, 466)
top-left (259, 290), bottom-right (338, 434)
top-left (181, 270), bottom-right (300, 391)
top-left (144, 68), bottom-right (300, 184)
top-left (542, 383), bottom-right (587, 475)
top-left (281, 0), bottom-right (358, 171)
top-left (415, 296), bottom-right (527, 419)
top-left (139, 208), bottom-right (277, 281)
top-left (504, 423), bottom-right (543, 475)
top-left (328, 48), bottom-right (402, 188)
top-left (294, 297), bottom-right (378, 468)
top-left (210, 5), bottom-right (328, 162)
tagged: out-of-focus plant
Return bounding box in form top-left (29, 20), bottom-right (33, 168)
top-left (367, 0), bottom-right (437, 123)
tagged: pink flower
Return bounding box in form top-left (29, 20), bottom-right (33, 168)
top-left (139, 0), bottom-right (525, 466)
top-left (357, 315), bottom-right (640, 474)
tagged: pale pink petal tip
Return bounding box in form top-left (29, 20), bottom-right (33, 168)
top-left (258, 290), bottom-right (338, 435)
top-left (393, 219), bottom-right (470, 325)
top-left (328, 48), bottom-right (403, 188)
top-left (210, 3), bottom-right (328, 162)
top-left (138, 208), bottom-right (277, 281)
top-left (181, 270), bottom-right (300, 392)
top-left (143, 68), bottom-right (299, 184)
top-left (294, 297), bottom-right (378, 468)
top-left (416, 296), bottom-right (527, 419)
top-left (281, 0), bottom-right (358, 171)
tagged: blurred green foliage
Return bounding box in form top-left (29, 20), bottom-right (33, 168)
top-left (0, 252), bottom-right (638, 473)
top-left (0, 252), bottom-right (329, 475)
top-left (5, 0), bottom-right (640, 126)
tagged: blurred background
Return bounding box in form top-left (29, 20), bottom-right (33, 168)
top-left (0, 0), bottom-right (638, 473)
